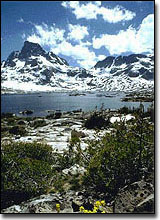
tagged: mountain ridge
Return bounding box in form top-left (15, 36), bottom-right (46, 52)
top-left (1, 41), bottom-right (154, 93)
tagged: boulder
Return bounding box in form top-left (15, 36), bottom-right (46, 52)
top-left (1, 193), bottom-right (73, 213)
top-left (20, 110), bottom-right (34, 115)
top-left (62, 164), bottom-right (86, 175)
top-left (133, 194), bottom-right (154, 213)
top-left (114, 180), bottom-right (154, 213)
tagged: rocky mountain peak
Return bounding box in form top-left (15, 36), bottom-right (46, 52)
top-left (1, 41), bottom-right (154, 92)
top-left (94, 56), bottom-right (115, 69)
top-left (18, 41), bottom-right (46, 60)
top-left (4, 51), bottom-right (20, 67)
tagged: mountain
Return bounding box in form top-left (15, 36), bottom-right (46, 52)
top-left (1, 41), bottom-right (154, 93)
top-left (94, 54), bottom-right (154, 80)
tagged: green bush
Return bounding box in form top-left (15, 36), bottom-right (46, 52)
top-left (1, 142), bottom-right (54, 209)
top-left (84, 113), bottom-right (109, 129)
top-left (30, 119), bottom-right (47, 128)
top-left (82, 115), bottom-right (154, 200)
top-left (70, 130), bottom-right (86, 145)
top-left (118, 106), bottom-right (131, 114)
top-left (69, 174), bottom-right (81, 191)
top-left (46, 112), bottom-right (62, 119)
top-left (1, 126), bottom-right (10, 133)
top-left (9, 125), bottom-right (27, 136)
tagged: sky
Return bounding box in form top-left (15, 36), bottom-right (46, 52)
top-left (1, 1), bottom-right (154, 69)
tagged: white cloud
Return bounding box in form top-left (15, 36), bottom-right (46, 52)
top-left (98, 55), bottom-right (106, 61)
top-left (93, 14), bottom-right (154, 55)
top-left (27, 34), bottom-right (41, 44)
top-left (98, 5), bottom-right (136, 23)
top-left (25, 23), bottom-right (97, 69)
top-left (136, 14), bottom-right (154, 51)
top-left (17, 17), bottom-right (24, 23)
top-left (95, 1), bottom-right (101, 7)
top-left (68, 24), bottom-right (89, 41)
top-left (52, 40), bottom-right (97, 69)
top-left (61, 1), bottom-right (136, 23)
top-left (26, 23), bottom-right (65, 47)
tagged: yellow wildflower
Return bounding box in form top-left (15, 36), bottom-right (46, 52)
top-left (100, 200), bottom-right (106, 206)
top-left (56, 203), bottom-right (60, 213)
top-left (79, 206), bottom-right (85, 212)
top-left (95, 201), bottom-right (101, 207)
top-left (93, 206), bottom-right (98, 211)
top-left (101, 211), bottom-right (105, 213)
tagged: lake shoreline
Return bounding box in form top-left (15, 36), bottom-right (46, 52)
top-left (1, 90), bottom-right (153, 117)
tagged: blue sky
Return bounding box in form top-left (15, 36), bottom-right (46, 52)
top-left (1, 1), bottom-right (154, 69)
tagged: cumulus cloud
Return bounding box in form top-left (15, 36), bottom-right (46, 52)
top-left (68, 24), bottom-right (89, 41)
top-left (24, 14), bottom-right (153, 69)
top-left (98, 5), bottom-right (136, 23)
top-left (93, 14), bottom-right (154, 55)
top-left (61, 1), bottom-right (136, 23)
top-left (52, 40), bottom-right (97, 69)
top-left (27, 23), bottom-right (65, 46)
top-left (25, 22), bottom-right (97, 69)
top-left (98, 55), bottom-right (106, 61)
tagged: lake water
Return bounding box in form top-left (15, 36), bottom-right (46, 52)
top-left (1, 92), bottom-right (152, 117)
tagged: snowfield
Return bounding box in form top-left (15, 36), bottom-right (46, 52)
top-left (1, 41), bottom-right (154, 93)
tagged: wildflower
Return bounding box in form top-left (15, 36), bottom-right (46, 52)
top-left (56, 203), bottom-right (60, 213)
top-left (100, 200), bottom-right (106, 206)
top-left (101, 211), bottom-right (105, 213)
top-left (95, 201), bottom-right (101, 207)
top-left (93, 206), bottom-right (98, 211)
top-left (79, 206), bottom-right (85, 212)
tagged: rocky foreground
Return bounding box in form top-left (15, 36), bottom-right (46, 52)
top-left (2, 110), bottom-right (109, 152)
top-left (2, 180), bottom-right (154, 213)
top-left (1, 107), bottom-right (154, 214)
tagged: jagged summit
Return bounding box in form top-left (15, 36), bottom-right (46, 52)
top-left (1, 41), bottom-right (154, 92)
top-left (94, 56), bottom-right (115, 69)
top-left (94, 54), bottom-right (150, 69)
top-left (18, 41), bottom-right (46, 59)
top-left (4, 41), bottom-right (69, 68)
top-left (93, 54), bottom-right (154, 80)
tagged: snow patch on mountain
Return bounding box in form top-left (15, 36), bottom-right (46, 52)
top-left (1, 41), bottom-right (154, 93)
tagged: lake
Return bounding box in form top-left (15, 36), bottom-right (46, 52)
top-left (1, 91), bottom-right (152, 117)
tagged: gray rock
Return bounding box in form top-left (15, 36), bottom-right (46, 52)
top-left (114, 180), bottom-right (154, 213)
top-left (1, 192), bottom-right (75, 213)
top-left (133, 194), bottom-right (154, 213)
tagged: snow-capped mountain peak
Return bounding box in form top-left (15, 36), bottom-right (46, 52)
top-left (1, 41), bottom-right (154, 93)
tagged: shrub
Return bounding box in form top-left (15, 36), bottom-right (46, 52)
top-left (82, 114), bottom-right (154, 200)
top-left (54, 112), bottom-right (62, 119)
top-left (17, 120), bottom-right (26, 125)
top-left (70, 130), bottom-right (86, 145)
top-left (1, 126), bottom-right (10, 133)
top-left (46, 112), bottom-right (62, 119)
top-left (118, 106), bottom-right (131, 114)
top-left (1, 142), bottom-right (54, 209)
top-left (9, 125), bottom-right (27, 136)
top-left (69, 175), bottom-right (81, 191)
top-left (30, 119), bottom-right (47, 128)
top-left (84, 113), bottom-right (109, 129)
